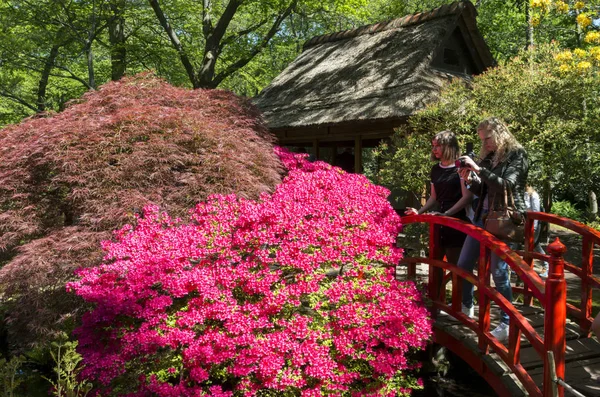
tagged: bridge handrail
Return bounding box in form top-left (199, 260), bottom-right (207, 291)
top-left (401, 214), bottom-right (547, 303)
top-left (399, 214), bottom-right (568, 397)
top-left (524, 212), bottom-right (600, 333)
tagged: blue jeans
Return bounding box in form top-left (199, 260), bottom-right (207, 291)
top-left (457, 218), bottom-right (513, 325)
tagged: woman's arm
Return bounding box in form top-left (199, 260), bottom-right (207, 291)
top-left (443, 179), bottom-right (474, 216)
top-left (405, 184), bottom-right (438, 215)
top-left (479, 148), bottom-right (529, 191)
top-left (530, 192), bottom-right (541, 212)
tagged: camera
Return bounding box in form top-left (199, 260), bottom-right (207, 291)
top-left (455, 142), bottom-right (475, 168)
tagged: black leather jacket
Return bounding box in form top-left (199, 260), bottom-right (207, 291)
top-left (470, 148), bottom-right (529, 223)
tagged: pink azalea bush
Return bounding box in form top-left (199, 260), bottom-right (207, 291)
top-left (68, 149), bottom-right (432, 396)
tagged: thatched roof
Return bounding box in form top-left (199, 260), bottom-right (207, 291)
top-left (254, 1), bottom-right (494, 130)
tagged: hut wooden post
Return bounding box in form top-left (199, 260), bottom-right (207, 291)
top-left (354, 136), bottom-right (362, 173)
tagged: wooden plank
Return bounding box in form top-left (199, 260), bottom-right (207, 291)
top-left (528, 356), bottom-right (600, 396)
top-left (520, 338), bottom-right (600, 370)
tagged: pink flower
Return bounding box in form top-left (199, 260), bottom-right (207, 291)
top-left (68, 147), bottom-right (432, 396)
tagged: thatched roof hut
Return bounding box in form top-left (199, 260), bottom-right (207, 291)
top-left (254, 1), bottom-right (494, 173)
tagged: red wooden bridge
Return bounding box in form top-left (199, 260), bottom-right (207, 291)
top-left (398, 212), bottom-right (600, 397)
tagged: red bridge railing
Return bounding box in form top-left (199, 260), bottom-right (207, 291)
top-left (520, 212), bottom-right (600, 334)
top-left (398, 213), bottom-right (599, 397)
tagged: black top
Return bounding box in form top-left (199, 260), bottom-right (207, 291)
top-left (431, 163), bottom-right (468, 248)
top-left (430, 163), bottom-right (464, 216)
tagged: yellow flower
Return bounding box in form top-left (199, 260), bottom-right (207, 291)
top-left (590, 46), bottom-right (600, 56)
top-left (555, 1), bottom-right (569, 12)
top-left (585, 31), bottom-right (600, 44)
top-left (531, 0), bottom-right (551, 8)
top-left (574, 48), bottom-right (587, 58)
top-left (531, 15), bottom-right (541, 26)
top-left (577, 13), bottom-right (592, 29)
top-left (554, 50), bottom-right (573, 62)
top-left (574, 1), bottom-right (585, 10)
top-left (577, 61), bottom-right (592, 71)
top-left (558, 64), bottom-right (570, 73)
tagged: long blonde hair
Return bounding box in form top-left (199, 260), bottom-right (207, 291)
top-left (477, 117), bottom-right (522, 166)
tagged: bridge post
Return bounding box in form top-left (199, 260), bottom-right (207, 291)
top-left (428, 223), bottom-right (444, 312)
top-left (543, 238), bottom-right (567, 397)
top-left (523, 216), bottom-right (536, 306)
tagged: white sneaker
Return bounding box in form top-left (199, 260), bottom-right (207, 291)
top-left (461, 304), bottom-right (474, 319)
top-left (490, 322), bottom-right (509, 342)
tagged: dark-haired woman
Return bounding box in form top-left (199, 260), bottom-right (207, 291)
top-left (405, 130), bottom-right (473, 266)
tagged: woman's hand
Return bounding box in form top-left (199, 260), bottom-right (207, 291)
top-left (458, 167), bottom-right (472, 183)
top-left (404, 207), bottom-right (418, 215)
top-left (457, 156), bottom-right (481, 173)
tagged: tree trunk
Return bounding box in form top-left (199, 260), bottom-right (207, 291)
top-left (109, 1), bottom-right (127, 81)
top-left (589, 191), bottom-right (598, 220)
top-left (542, 179), bottom-right (552, 243)
top-left (198, 0), bottom-right (243, 88)
top-left (148, 0), bottom-right (199, 87)
top-left (524, 0), bottom-right (534, 49)
top-left (86, 41), bottom-right (96, 89)
top-left (37, 44), bottom-right (60, 112)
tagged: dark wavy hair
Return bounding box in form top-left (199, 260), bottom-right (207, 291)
top-left (430, 130), bottom-right (460, 162)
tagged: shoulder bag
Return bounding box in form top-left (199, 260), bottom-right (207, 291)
top-left (484, 182), bottom-right (525, 242)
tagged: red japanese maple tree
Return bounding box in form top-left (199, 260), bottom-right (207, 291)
top-left (0, 73), bottom-right (282, 350)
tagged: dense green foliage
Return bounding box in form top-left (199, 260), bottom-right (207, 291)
top-left (5, 0), bottom-right (599, 128)
top-left (551, 200), bottom-right (584, 221)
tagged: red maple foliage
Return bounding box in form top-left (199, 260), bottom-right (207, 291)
top-left (0, 72), bottom-right (283, 351)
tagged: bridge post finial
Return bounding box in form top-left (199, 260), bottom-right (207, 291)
top-left (548, 237), bottom-right (567, 278)
top-left (543, 237), bottom-right (567, 397)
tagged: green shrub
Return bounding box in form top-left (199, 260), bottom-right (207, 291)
top-left (551, 200), bottom-right (583, 221)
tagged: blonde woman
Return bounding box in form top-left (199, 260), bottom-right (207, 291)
top-left (405, 130), bottom-right (473, 265)
top-left (455, 117), bottom-right (529, 342)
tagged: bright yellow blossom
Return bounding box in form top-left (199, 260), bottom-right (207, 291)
top-left (574, 48), bottom-right (587, 58)
top-left (555, 1), bottom-right (569, 12)
top-left (577, 13), bottom-right (592, 29)
top-left (559, 64), bottom-right (571, 73)
top-left (555, 50), bottom-right (573, 62)
top-left (577, 61), bottom-right (592, 71)
top-left (574, 1), bottom-right (585, 10)
top-left (585, 31), bottom-right (600, 44)
top-left (590, 46), bottom-right (600, 56)
top-left (531, 0), bottom-right (552, 8)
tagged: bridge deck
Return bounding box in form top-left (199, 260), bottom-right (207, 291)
top-left (435, 304), bottom-right (600, 396)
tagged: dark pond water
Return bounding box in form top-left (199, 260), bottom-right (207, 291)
top-left (413, 347), bottom-right (498, 397)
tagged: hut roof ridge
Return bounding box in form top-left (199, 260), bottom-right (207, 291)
top-left (303, 1), bottom-right (471, 50)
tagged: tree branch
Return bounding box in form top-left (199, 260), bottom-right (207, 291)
top-left (203, 0), bottom-right (213, 39)
top-left (207, 0), bottom-right (244, 49)
top-left (0, 91), bottom-right (38, 112)
top-left (148, 0), bottom-right (198, 87)
top-left (219, 18), bottom-right (270, 51)
top-left (212, 0), bottom-right (297, 87)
